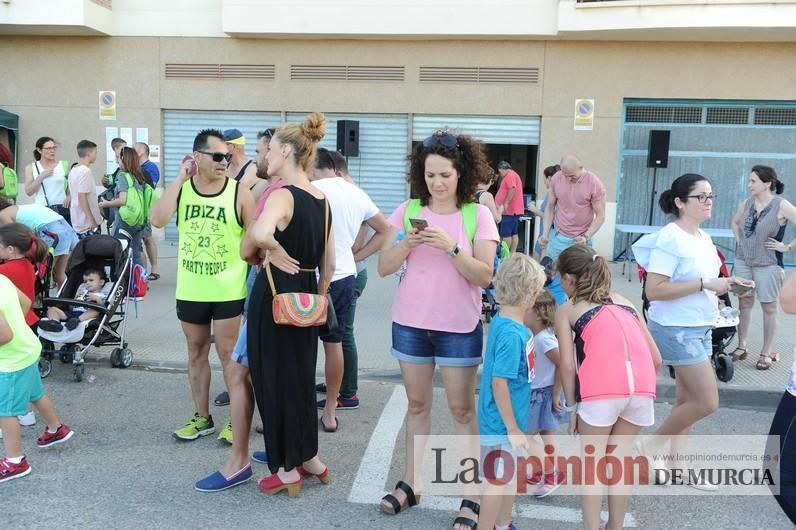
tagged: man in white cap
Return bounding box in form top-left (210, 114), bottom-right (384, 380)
top-left (223, 129), bottom-right (258, 187)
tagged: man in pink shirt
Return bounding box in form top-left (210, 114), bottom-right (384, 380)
top-left (540, 155), bottom-right (606, 261)
top-left (68, 140), bottom-right (101, 239)
top-left (495, 161), bottom-right (525, 252)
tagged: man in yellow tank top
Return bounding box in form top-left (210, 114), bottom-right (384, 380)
top-left (151, 129), bottom-right (254, 443)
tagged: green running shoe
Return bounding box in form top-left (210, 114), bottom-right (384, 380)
top-left (218, 416), bottom-right (233, 444)
top-left (173, 413), bottom-right (215, 441)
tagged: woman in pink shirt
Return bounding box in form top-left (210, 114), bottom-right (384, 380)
top-left (378, 131), bottom-right (499, 529)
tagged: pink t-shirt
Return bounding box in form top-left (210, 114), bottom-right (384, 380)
top-left (388, 201), bottom-right (499, 332)
top-left (254, 178), bottom-right (286, 220)
top-left (495, 169), bottom-right (525, 216)
top-left (68, 165), bottom-right (100, 233)
top-left (549, 169), bottom-right (606, 237)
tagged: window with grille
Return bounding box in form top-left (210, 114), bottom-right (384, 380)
top-left (754, 107), bottom-right (796, 126)
top-left (625, 106), bottom-right (702, 123)
top-left (706, 107), bottom-right (749, 125)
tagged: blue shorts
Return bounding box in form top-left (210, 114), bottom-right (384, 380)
top-left (391, 321), bottom-right (483, 367)
top-left (242, 266), bottom-right (257, 316)
top-left (528, 385), bottom-right (568, 433)
top-left (547, 228), bottom-right (592, 263)
top-left (39, 218), bottom-right (79, 257)
top-left (0, 362), bottom-right (45, 417)
top-left (648, 321), bottom-right (712, 366)
top-left (232, 320), bottom-right (249, 368)
top-left (499, 215), bottom-right (521, 238)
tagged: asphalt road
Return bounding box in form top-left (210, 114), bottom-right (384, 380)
top-left (3, 364), bottom-right (792, 530)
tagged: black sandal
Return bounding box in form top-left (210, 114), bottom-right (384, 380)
top-left (380, 480), bottom-right (421, 514)
top-left (452, 499), bottom-right (480, 529)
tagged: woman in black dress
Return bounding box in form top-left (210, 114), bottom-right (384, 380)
top-left (241, 112), bottom-right (336, 497)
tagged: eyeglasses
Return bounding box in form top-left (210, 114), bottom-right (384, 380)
top-left (687, 193), bottom-right (715, 203)
top-left (422, 133), bottom-right (458, 150)
top-left (41, 145), bottom-right (57, 151)
top-left (198, 151), bottom-right (232, 163)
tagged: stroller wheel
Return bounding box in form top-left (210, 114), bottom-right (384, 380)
top-left (60, 352), bottom-right (73, 364)
top-left (39, 357), bottom-right (52, 379)
top-left (119, 348), bottom-right (133, 369)
top-left (715, 354), bottom-right (734, 383)
top-left (110, 348), bottom-right (122, 368)
top-left (73, 363), bottom-right (84, 382)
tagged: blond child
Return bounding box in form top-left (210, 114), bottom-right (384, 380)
top-left (477, 254), bottom-right (547, 530)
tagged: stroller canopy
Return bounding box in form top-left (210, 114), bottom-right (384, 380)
top-left (66, 235), bottom-right (126, 278)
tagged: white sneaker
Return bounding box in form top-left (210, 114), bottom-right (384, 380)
top-left (687, 475), bottom-right (719, 492)
top-left (18, 411), bottom-right (36, 426)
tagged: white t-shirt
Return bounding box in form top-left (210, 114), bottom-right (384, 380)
top-left (313, 177), bottom-right (379, 282)
top-left (632, 222), bottom-right (720, 327)
top-left (529, 328), bottom-right (559, 388)
top-left (33, 161), bottom-right (67, 206)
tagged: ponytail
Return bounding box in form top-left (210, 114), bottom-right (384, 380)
top-left (556, 245), bottom-right (612, 304)
top-left (0, 223), bottom-right (48, 265)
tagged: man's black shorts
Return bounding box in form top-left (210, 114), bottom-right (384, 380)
top-left (176, 299), bottom-right (245, 325)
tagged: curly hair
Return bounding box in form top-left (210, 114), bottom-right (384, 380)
top-left (407, 132), bottom-right (492, 207)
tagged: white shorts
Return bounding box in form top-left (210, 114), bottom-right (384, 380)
top-left (577, 396), bottom-right (655, 428)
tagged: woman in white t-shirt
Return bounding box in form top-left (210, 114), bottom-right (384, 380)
top-left (766, 271), bottom-right (796, 524)
top-left (377, 131), bottom-right (499, 528)
top-left (23, 137), bottom-right (71, 221)
top-left (633, 173), bottom-right (749, 490)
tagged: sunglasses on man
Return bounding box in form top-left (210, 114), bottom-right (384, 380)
top-left (197, 150), bottom-right (232, 163)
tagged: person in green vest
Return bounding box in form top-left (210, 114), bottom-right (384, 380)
top-left (150, 129), bottom-right (254, 447)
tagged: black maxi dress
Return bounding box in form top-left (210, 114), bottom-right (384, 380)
top-left (248, 186), bottom-right (329, 474)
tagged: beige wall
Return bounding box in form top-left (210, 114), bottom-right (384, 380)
top-left (3, 35), bottom-right (796, 252)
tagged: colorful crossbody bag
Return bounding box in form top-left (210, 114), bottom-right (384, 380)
top-left (266, 198), bottom-right (332, 327)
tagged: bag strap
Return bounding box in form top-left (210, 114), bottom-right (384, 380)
top-left (265, 194), bottom-right (330, 297)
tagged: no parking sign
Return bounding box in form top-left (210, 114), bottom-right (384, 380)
top-left (574, 98), bottom-right (594, 131)
top-left (99, 90), bottom-right (116, 121)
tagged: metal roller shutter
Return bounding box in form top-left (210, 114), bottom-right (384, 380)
top-left (412, 114), bottom-right (541, 145)
top-left (162, 110), bottom-right (282, 240)
top-left (286, 113), bottom-right (409, 216)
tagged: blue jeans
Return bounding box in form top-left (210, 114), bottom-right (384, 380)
top-left (340, 269), bottom-right (367, 397)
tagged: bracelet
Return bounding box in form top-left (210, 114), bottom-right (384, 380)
top-left (699, 278), bottom-right (704, 292)
top-left (561, 402), bottom-right (578, 413)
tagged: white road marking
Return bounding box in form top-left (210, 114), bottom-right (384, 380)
top-left (348, 385), bottom-right (636, 527)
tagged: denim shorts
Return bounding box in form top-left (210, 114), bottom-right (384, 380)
top-left (232, 320), bottom-right (249, 368)
top-left (0, 362), bottom-right (45, 417)
top-left (391, 321), bottom-right (483, 367)
top-left (320, 275), bottom-right (355, 344)
top-left (39, 219), bottom-right (78, 257)
top-left (648, 320), bottom-right (712, 366)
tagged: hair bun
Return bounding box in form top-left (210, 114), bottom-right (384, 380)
top-left (300, 112), bottom-right (327, 143)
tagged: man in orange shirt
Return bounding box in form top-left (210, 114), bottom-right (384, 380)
top-left (495, 161), bottom-right (525, 253)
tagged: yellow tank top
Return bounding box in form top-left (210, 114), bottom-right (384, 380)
top-left (175, 178), bottom-right (247, 301)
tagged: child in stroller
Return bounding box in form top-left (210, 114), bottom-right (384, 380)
top-left (38, 268), bottom-right (110, 333)
top-left (37, 235), bottom-right (134, 382)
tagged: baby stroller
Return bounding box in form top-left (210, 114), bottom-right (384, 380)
top-left (37, 235), bottom-right (134, 382)
top-left (31, 244), bottom-right (56, 379)
top-left (638, 249), bottom-right (738, 382)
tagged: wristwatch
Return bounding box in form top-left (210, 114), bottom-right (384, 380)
top-left (448, 243), bottom-right (461, 258)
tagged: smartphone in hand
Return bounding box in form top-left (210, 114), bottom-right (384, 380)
top-left (730, 282), bottom-right (753, 295)
top-left (408, 217), bottom-right (428, 231)
top-left (182, 155), bottom-right (197, 177)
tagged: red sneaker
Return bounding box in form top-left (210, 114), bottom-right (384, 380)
top-left (526, 470), bottom-right (543, 485)
top-left (0, 457), bottom-right (31, 483)
top-left (37, 424), bottom-right (74, 448)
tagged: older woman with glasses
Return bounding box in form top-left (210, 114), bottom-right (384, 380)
top-left (23, 137), bottom-right (71, 223)
top-left (730, 165), bottom-right (796, 370)
top-left (378, 131), bottom-right (499, 529)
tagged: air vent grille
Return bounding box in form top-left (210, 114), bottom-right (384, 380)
top-left (754, 107), bottom-right (796, 126)
top-left (164, 64), bottom-right (275, 80)
top-left (626, 105), bottom-right (702, 124)
top-left (419, 66), bottom-right (539, 84)
top-left (290, 65), bottom-right (405, 81)
top-left (706, 106), bottom-right (749, 125)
